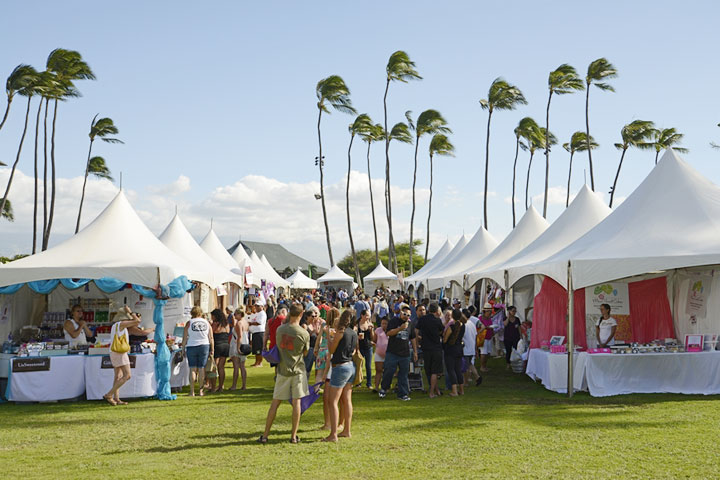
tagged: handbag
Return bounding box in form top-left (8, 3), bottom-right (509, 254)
top-left (262, 345), bottom-right (280, 364)
top-left (239, 343), bottom-right (252, 356)
top-left (110, 324), bottom-right (130, 354)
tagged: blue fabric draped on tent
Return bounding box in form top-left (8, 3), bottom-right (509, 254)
top-left (0, 275), bottom-right (194, 401)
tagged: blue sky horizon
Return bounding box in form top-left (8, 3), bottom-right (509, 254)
top-left (1, 1), bottom-right (719, 268)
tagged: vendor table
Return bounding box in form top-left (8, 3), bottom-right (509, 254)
top-left (6, 355), bottom-right (86, 402)
top-left (584, 351), bottom-right (720, 397)
top-left (85, 353), bottom-right (156, 400)
top-left (526, 349), bottom-right (588, 393)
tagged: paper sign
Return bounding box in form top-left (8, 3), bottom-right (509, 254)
top-left (585, 282), bottom-right (629, 315)
top-left (12, 357), bottom-right (50, 372)
top-left (685, 275), bottom-right (712, 318)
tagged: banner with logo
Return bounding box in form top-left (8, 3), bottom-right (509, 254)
top-left (685, 275), bottom-right (712, 318)
top-left (585, 282), bottom-right (630, 315)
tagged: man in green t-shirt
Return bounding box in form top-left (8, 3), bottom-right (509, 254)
top-left (259, 303), bottom-right (309, 444)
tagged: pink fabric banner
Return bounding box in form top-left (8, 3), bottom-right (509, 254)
top-left (530, 277), bottom-right (587, 349)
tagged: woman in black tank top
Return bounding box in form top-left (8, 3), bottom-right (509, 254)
top-left (323, 309), bottom-right (358, 443)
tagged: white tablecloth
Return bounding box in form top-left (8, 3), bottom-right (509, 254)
top-left (526, 349), bottom-right (588, 393)
top-left (8, 355), bottom-right (86, 402)
top-left (584, 351), bottom-right (720, 397)
top-left (84, 354), bottom-right (156, 400)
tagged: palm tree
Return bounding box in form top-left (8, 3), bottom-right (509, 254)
top-left (43, 48), bottom-right (95, 250)
top-left (609, 120), bottom-right (655, 207)
top-left (1, 65), bottom-right (37, 133)
top-left (526, 127), bottom-right (557, 210)
top-left (563, 132), bottom-right (598, 207)
top-left (76, 115), bottom-right (123, 233)
top-left (479, 78), bottom-right (527, 229)
top-left (359, 121), bottom-right (385, 264)
top-left (346, 113), bottom-right (373, 285)
top-left (1, 199), bottom-right (13, 221)
top-left (87, 156), bottom-right (113, 181)
top-left (0, 66), bottom-right (39, 219)
top-left (425, 134), bottom-right (455, 262)
top-left (585, 58), bottom-right (617, 191)
top-left (316, 74), bottom-right (356, 266)
top-left (518, 118), bottom-right (542, 210)
top-left (544, 64), bottom-right (584, 217)
top-left (384, 51), bottom-right (421, 272)
top-left (651, 127), bottom-right (688, 164)
top-left (511, 118), bottom-right (535, 227)
top-left (31, 72), bottom-right (54, 253)
top-left (408, 109), bottom-right (450, 274)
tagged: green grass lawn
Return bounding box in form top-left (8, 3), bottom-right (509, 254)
top-left (1, 357), bottom-right (719, 479)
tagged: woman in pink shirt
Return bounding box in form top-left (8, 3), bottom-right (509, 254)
top-left (372, 317), bottom-right (389, 392)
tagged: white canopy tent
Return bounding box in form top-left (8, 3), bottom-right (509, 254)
top-left (414, 234), bottom-right (470, 290)
top-left (404, 238), bottom-right (454, 287)
top-left (317, 265), bottom-right (355, 289)
top-left (286, 268), bottom-right (318, 289)
top-left (364, 262), bottom-right (400, 290)
top-left (260, 254), bottom-right (290, 289)
top-left (0, 191), bottom-right (203, 288)
top-left (426, 227), bottom-right (499, 291)
top-left (464, 206), bottom-right (549, 288)
top-left (199, 228), bottom-right (240, 272)
top-left (531, 150), bottom-right (720, 290)
top-left (230, 243), bottom-right (256, 287)
top-left (158, 214), bottom-right (244, 289)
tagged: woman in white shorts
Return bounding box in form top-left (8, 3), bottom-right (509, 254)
top-left (229, 307), bottom-right (249, 391)
top-left (104, 306), bottom-right (141, 406)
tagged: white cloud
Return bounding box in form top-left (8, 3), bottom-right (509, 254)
top-left (147, 175), bottom-right (191, 195)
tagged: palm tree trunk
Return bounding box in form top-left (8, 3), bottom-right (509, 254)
top-left (43, 99), bottom-right (58, 251)
top-left (609, 148), bottom-right (627, 208)
top-left (543, 91), bottom-right (552, 218)
top-left (0, 96), bottom-right (32, 217)
top-left (585, 85), bottom-right (595, 191)
top-left (566, 151), bottom-right (574, 207)
top-left (483, 109), bottom-right (492, 229)
top-left (0, 95), bottom-right (12, 132)
top-left (76, 139), bottom-right (94, 233)
top-left (317, 107), bottom-right (334, 265)
top-left (525, 151), bottom-right (535, 210)
top-left (32, 98), bottom-right (42, 254)
top-left (383, 78), bottom-right (396, 273)
top-left (366, 142), bottom-right (379, 264)
top-left (409, 135), bottom-right (420, 275)
top-left (654, 150), bottom-right (659, 165)
top-left (346, 133), bottom-right (361, 285)
top-left (42, 98), bottom-right (49, 241)
top-left (511, 136), bottom-right (520, 227)
top-left (424, 153), bottom-right (434, 263)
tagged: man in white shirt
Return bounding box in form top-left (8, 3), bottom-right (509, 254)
top-left (249, 304), bottom-right (267, 366)
top-left (596, 303), bottom-right (618, 348)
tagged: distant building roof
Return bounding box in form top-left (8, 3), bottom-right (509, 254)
top-left (227, 240), bottom-right (327, 278)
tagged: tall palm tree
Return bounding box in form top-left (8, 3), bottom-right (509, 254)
top-left (0, 66), bottom-right (39, 219)
top-left (479, 78), bottom-right (527, 229)
top-left (87, 156), bottom-right (113, 181)
top-left (609, 120), bottom-right (655, 207)
top-left (408, 109), bottom-right (450, 274)
top-left (31, 72), bottom-right (54, 253)
top-left (1, 65), bottom-right (37, 133)
top-left (76, 115), bottom-right (123, 233)
top-left (585, 58), bottom-right (617, 191)
top-left (43, 48), bottom-right (94, 250)
top-left (563, 132), bottom-right (598, 207)
top-left (651, 127), bottom-right (688, 164)
top-left (511, 118), bottom-right (534, 227)
top-left (384, 50), bottom-right (421, 272)
top-left (425, 134), bottom-right (455, 262)
top-left (316, 74), bottom-right (356, 266)
top-left (387, 121), bottom-right (413, 268)
top-left (518, 118), bottom-right (542, 210)
top-left (1, 199), bottom-right (13, 221)
top-left (359, 121), bottom-right (384, 264)
top-left (346, 113), bottom-right (373, 285)
top-left (526, 127), bottom-right (557, 210)
top-left (544, 64), bottom-right (584, 217)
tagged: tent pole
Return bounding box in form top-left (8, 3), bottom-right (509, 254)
top-left (504, 270), bottom-right (512, 307)
top-left (567, 261), bottom-right (574, 399)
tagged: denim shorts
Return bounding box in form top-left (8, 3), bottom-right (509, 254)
top-left (186, 344), bottom-right (210, 368)
top-left (329, 362), bottom-right (355, 388)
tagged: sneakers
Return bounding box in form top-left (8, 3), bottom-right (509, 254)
top-left (378, 389), bottom-right (386, 399)
top-left (399, 395), bottom-right (411, 401)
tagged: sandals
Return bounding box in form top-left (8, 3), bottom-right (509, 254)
top-left (103, 394), bottom-right (117, 406)
top-left (116, 400), bottom-right (128, 405)
top-left (257, 435), bottom-right (268, 444)
top-left (290, 436), bottom-right (300, 444)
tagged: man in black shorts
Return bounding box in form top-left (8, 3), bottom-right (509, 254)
top-left (248, 304), bottom-right (267, 367)
top-left (415, 302), bottom-right (444, 398)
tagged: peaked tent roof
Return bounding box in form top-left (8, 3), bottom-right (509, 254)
top-left (287, 268), bottom-right (318, 289)
top-left (415, 235), bottom-right (471, 287)
top-left (426, 227), bottom-right (499, 290)
top-left (158, 214), bottom-right (244, 288)
top-left (465, 206), bottom-right (549, 287)
top-left (0, 191), bottom-right (203, 287)
top-left (317, 265), bottom-right (354, 284)
top-left (260, 254), bottom-right (290, 288)
top-left (531, 149), bottom-right (720, 289)
top-left (484, 185), bottom-right (612, 287)
top-left (364, 262), bottom-right (398, 282)
top-left (404, 238), bottom-right (455, 286)
top-left (200, 229), bottom-right (240, 271)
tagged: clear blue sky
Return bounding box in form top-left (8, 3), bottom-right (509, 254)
top-left (1, 1), bottom-right (719, 267)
